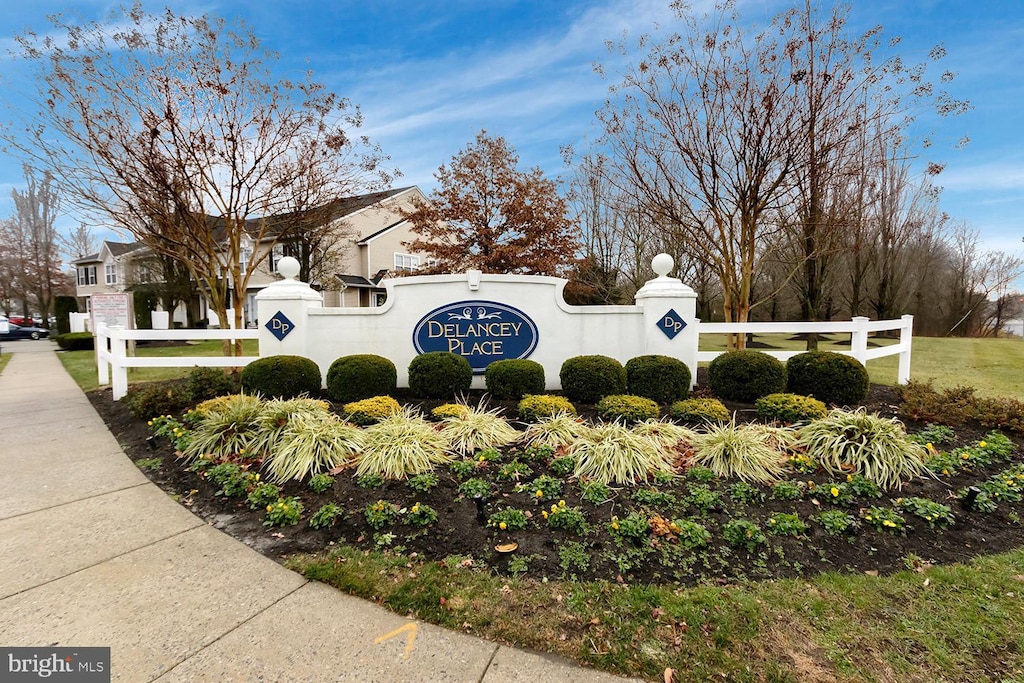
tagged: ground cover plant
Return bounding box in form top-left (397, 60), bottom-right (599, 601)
top-left (73, 343), bottom-right (1024, 682)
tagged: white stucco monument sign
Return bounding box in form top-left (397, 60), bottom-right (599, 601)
top-left (257, 254), bottom-right (699, 390)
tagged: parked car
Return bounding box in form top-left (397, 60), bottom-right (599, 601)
top-left (0, 323), bottom-right (50, 340)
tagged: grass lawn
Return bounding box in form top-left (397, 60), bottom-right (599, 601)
top-left (0, 353), bottom-right (10, 375)
top-left (58, 339), bottom-right (258, 392)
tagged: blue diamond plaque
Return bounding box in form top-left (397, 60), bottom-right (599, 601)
top-left (658, 309), bottom-right (686, 339)
top-left (266, 311), bottom-right (294, 341)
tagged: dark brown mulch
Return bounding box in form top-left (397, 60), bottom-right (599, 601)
top-left (87, 385), bottom-right (1024, 585)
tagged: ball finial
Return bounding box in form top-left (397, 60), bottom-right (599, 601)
top-left (651, 253), bottom-right (674, 278)
top-left (277, 256), bottom-right (300, 280)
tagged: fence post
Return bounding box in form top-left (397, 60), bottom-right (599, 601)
top-left (898, 314), bottom-right (914, 384)
top-left (635, 254), bottom-right (700, 388)
top-left (110, 326), bottom-right (128, 400)
top-left (850, 316), bottom-right (869, 365)
top-left (95, 323), bottom-right (109, 386)
top-left (255, 256), bottom-right (323, 367)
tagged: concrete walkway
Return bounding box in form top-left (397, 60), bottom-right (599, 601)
top-left (0, 341), bottom-right (643, 682)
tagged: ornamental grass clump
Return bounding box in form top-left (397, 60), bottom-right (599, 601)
top-left (691, 421), bottom-right (788, 484)
top-left (569, 423), bottom-right (675, 485)
top-left (249, 397), bottom-right (331, 457)
top-left (264, 412), bottom-right (364, 483)
top-left (519, 412), bottom-right (592, 450)
top-left (797, 408), bottom-right (929, 490)
top-left (357, 408), bottom-right (452, 479)
top-left (180, 393), bottom-right (266, 463)
top-left (440, 402), bottom-right (519, 456)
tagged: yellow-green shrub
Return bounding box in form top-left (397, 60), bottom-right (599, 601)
top-left (517, 394), bottom-right (577, 422)
top-left (343, 395), bottom-right (402, 426)
top-left (670, 398), bottom-right (730, 424)
top-left (755, 393), bottom-right (827, 424)
top-left (596, 394), bottom-right (660, 424)
top-left (431, 403), bottom-right (471, 421)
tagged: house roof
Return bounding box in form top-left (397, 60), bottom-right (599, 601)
top-left (70, 240), bottom-right (144, 265)
top-left (356, 218), bottom-right (408, 246)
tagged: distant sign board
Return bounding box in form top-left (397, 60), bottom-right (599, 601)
top-left (90, 293), bottom-right (134, 330)
top-left (413, 300), bottom-right (538, 374)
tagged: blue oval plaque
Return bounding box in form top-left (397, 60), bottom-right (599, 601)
top-left (413, 301), bottom-right (539, 374)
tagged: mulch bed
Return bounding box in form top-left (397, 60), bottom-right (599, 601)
top-left (87, 384), bottom-right (1024, 585)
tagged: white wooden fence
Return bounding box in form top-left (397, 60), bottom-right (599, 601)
top-left (96, 325), bottom-right (259, 400)
top-left (698, 315), bottom-right (914, 383)
top-left (95, 314), bottom-right (913, 401)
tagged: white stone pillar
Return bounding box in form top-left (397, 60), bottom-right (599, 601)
top-left (634, 254), bottom-right (700, 388)
top-left (255, 256), bottom-right (323, 362)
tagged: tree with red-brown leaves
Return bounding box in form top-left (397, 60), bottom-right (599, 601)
top-left (403, 131), bottom-right (579, 276)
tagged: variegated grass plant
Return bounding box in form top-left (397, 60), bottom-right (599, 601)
top-left (248, 397), bottom-right (331, 458)
top-left (357, 408), bottom-right (453, 479)
top-left (797, 408), bottom-right (930, 490)
top-left (440, 401), bottom-right (519, 456)
top-left (519, 412), bottom-right (592, 450)
top-left (180, 393), bottom-right (266, 463)
top-left (691, 421), bottom-right (788, 484)
top-left (569, 423), bottom-right (675, 485)
top-left (264, 412), bottom-right (364, 483)
top-left (631, 419), bottom-right (697, 457)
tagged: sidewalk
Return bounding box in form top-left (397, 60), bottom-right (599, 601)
top-left (0, 342), bottom-right (643, 682)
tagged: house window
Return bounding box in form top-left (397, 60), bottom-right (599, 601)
top-left (373, 292), bottom-right (388, 307)
top-left (104, 264), bottom-right (117, 285)
top-left (239, 247), bottom-right (253, 273)
top-left (394, 253), bottom-right (420, 272)
top-left (77, 266), bottom-right (97, 286)
top-left (269, 244), bottom-right (284, 273)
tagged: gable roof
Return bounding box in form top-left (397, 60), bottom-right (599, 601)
top-left (70, 240), bottom-right (143, 265)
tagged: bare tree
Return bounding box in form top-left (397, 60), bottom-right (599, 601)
top-left (598, 2), bottom-right (801, 347)
top-left (6, 5), bottom-right (392, 352)
top-left (5, 166), bottom-right (63, 325)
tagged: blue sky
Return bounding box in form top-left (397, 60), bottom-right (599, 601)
top-left (0, 0), bottom-right (1021, 277)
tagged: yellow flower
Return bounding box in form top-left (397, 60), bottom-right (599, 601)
top-left (542, 511), bottom-right (549, 519)
top-left (499, 522), bottom-right (507, 530)
top-left (830, 487), bottom-right (840, 497)
top-left (846, 474), bottom-right (853, 482)
top-left (979, 441), bottom-right (987, 448)
top-left (883, 520), bottom-right (896, 528)
top-left (558, 500), bottom-right (566, 507)
top-left (266, 505), bottom-right (273, 512)
top-left (610, 521), bottom-right (618, 530)
top-left (535, 490), bottom-right (543, 498)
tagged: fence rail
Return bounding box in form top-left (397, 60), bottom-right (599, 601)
top-left (96, 325), bottom-right (259, 400)
top-left (95, 314), bottom-right (913, 400)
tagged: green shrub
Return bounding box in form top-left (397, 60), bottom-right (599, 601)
top-left (755, 393), bottom-right (827, 424)
top-left (517, 394), bottom-right (577, 422)
top-left (669, 398), bottom-right (729, 425)
top-left (722, 519), bottom-right (767, 552)
top-left (484, 359), bottom-right (545, 400)
top-left (185, 367), bottom-right (238, 403)
top-left (53, 332), bottom-right (94, 351)
top-left (408, 352), bottom-right (472, 399)
top-left (708, 350), bottom-right (786, 402)
top-left (787, 351), bottom-right (869, 405)
top-left (54, 295), bottom-right (78, 335)
top-left (326, 354), bottom-right (397, 403)
top-left (241, 355), bottom-right (321, 399)
top-left (897, 380), bottom-right (1024, 433)
top-left (625, 355), bottom-right (690, 404)
top-left (559, 355), bottom-right (626, 404)
top-left (595, 394), bottom-right (660, 424)
top-left (343, 395), bottom-right (402, 426)
top-left (123, 382), bottom-right (191, 419)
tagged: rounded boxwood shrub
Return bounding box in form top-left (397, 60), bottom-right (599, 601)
top-left (517, 394), bottom-right (577, 422)
top-left (559, 355), bottom-right (626, 404)
top-left (755, 393), bottom-right (827, 424)
top-left (596, 394), bottom-right (660, 424)
top-left (408, 351), bottom-right (472, 399)
top-left (625, 355), bottom-right (691, 404)
top-left (484, 359), bottom-right (545, 400)
top-left (240, 354), bottom-right (322, 399)
top-left (787, 351), bottom-right (870, 406)
top-left (53, 332), bottom-right (94, 351)
top-left (185, 367), bottom-right (238, 403)
top-left (343, 395), bottom-right (402, 426)
top-left (670, 398), bottom-right (730, 425)
top-left (326, 354), bottom-right (397, 403)
top-left (708, 350), bottom-right (786, 403)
